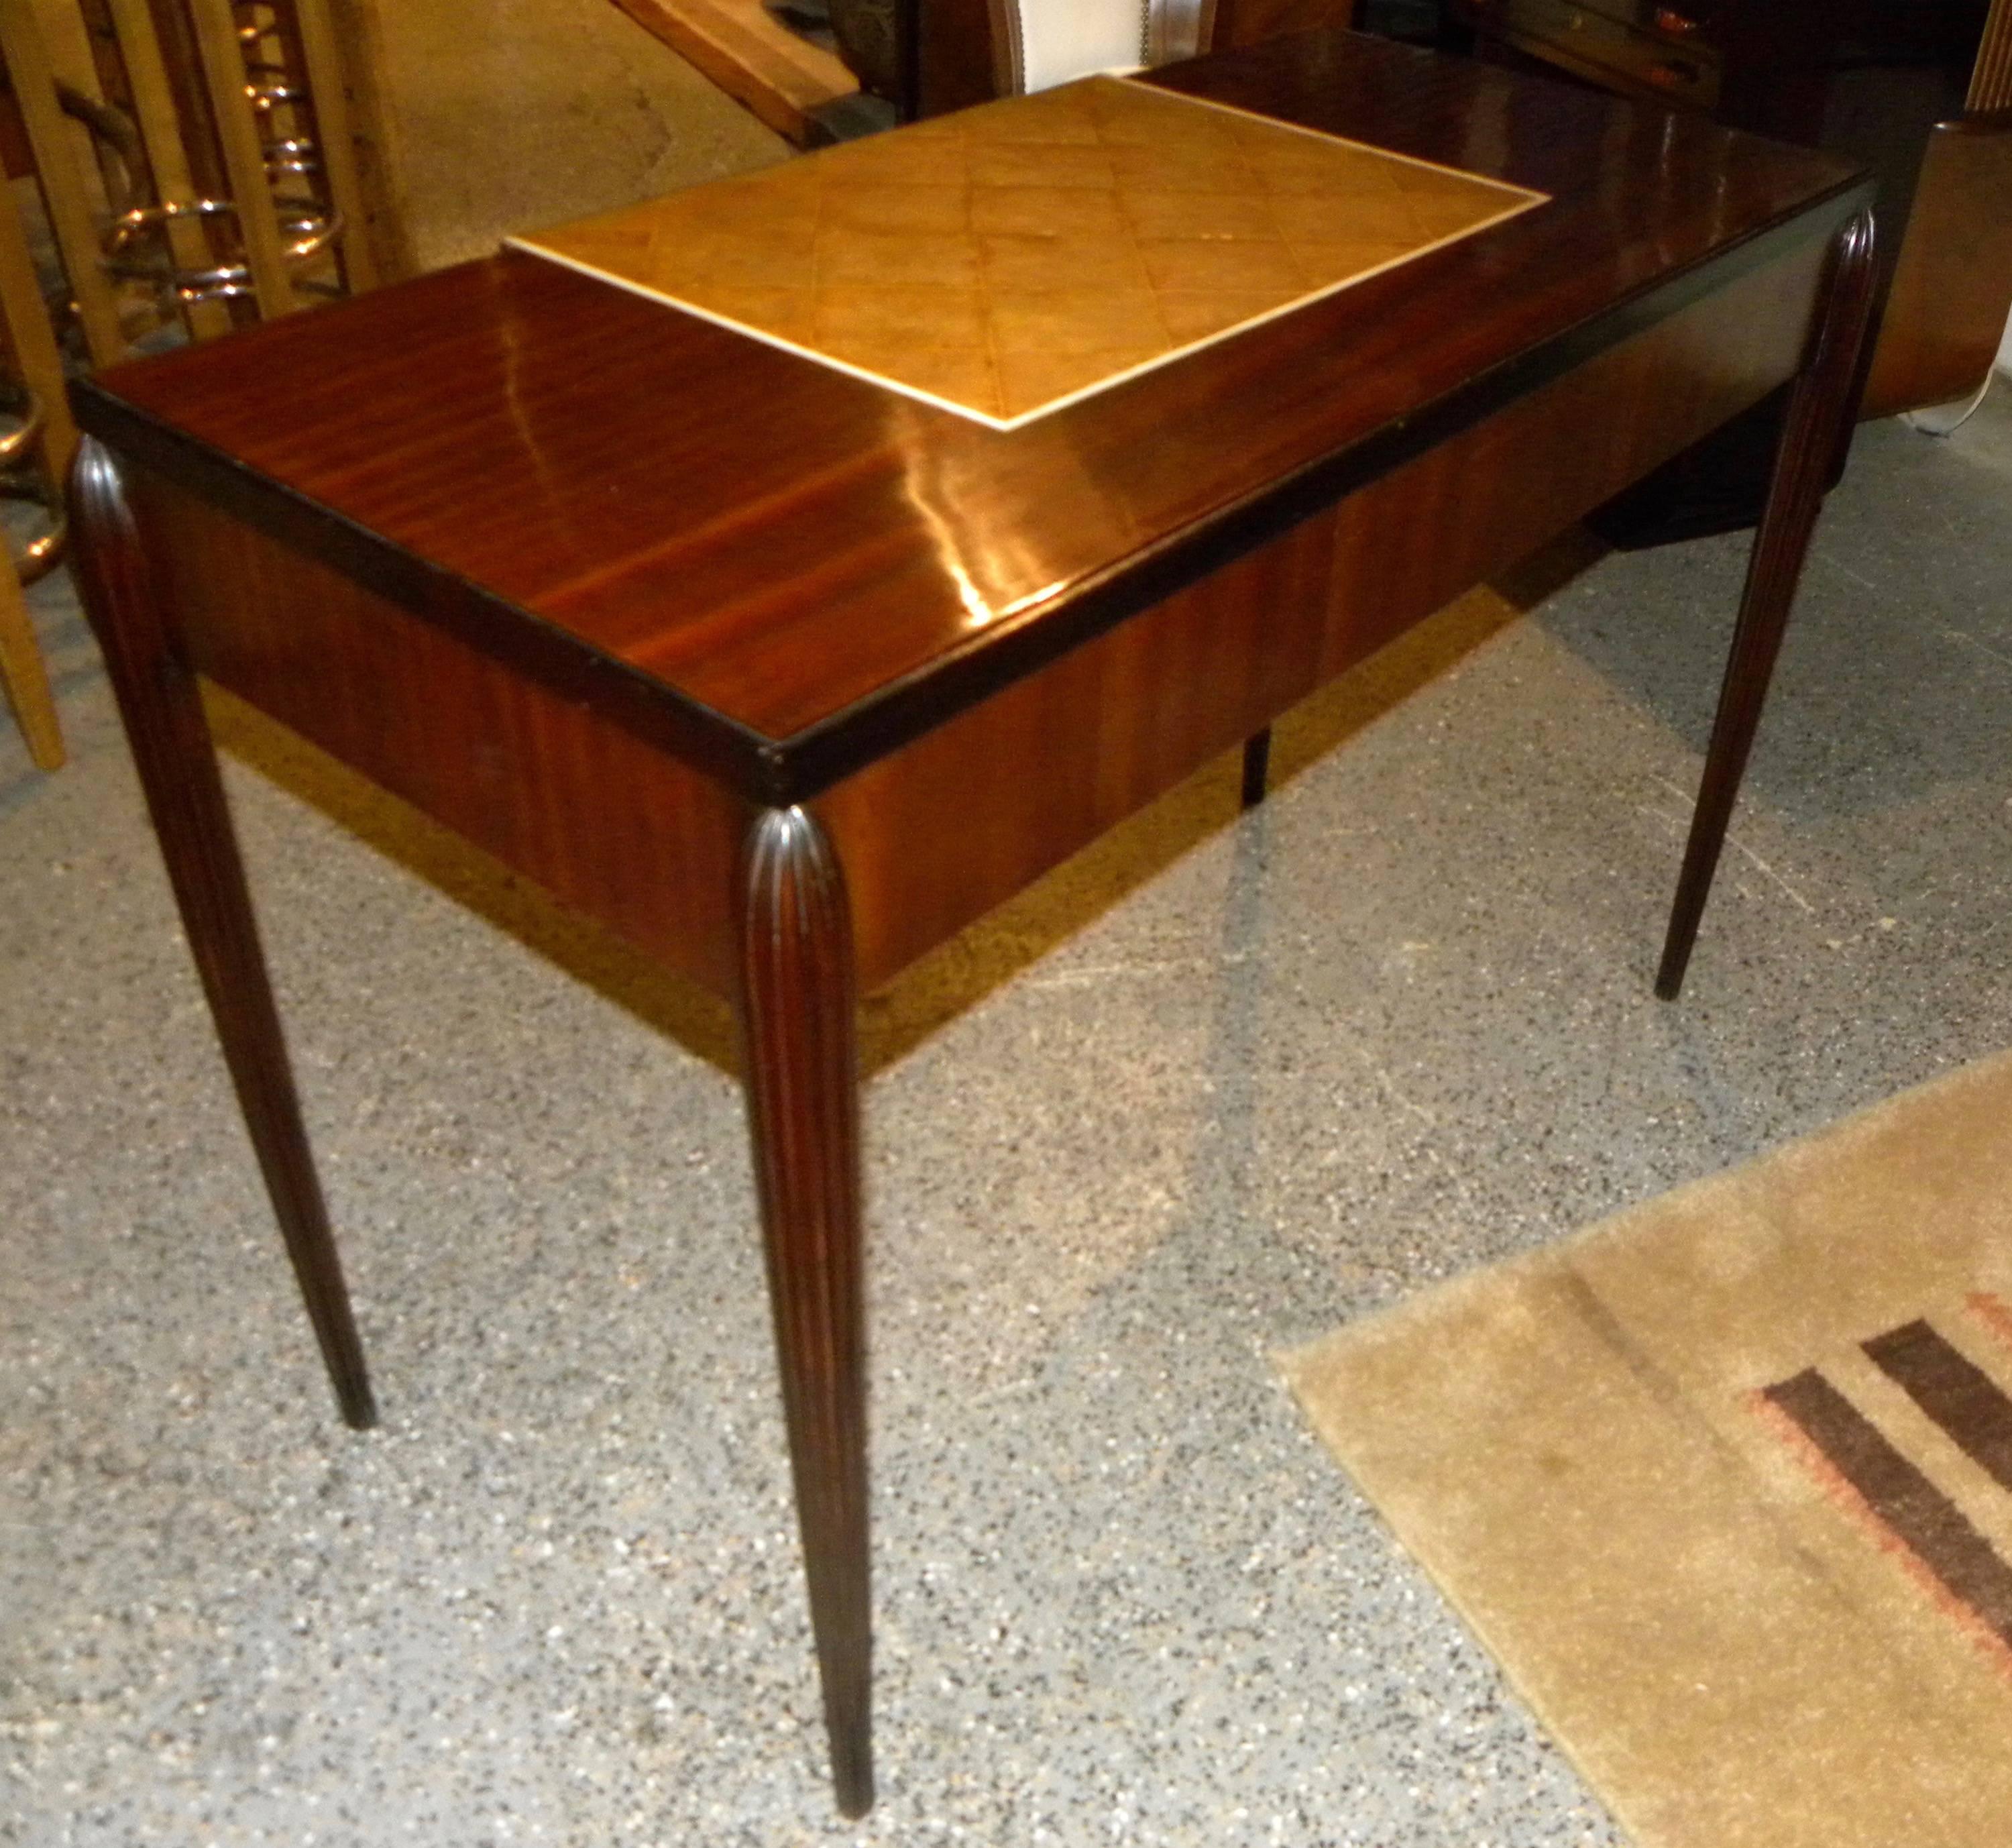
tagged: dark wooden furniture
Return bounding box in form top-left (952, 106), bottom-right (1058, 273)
top-left (1445, 0), bottom-right (2011, 543)
top-left (1482, 0), bottom-right (2009, 404)
top-left (1861, 1), bottom-right (2012, 419)
top-left (69, 31), bottom-right (1873, 1816)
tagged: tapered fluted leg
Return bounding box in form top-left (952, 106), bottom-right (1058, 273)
top-left (736, 804), bottom-right (873, 1817)
top-left (1657, 209), bottom-right (1879, 1001)
top-left (1240, 727), bottom-right (1272, 809)
top-left (69, 437), bottom-right (376, 1428)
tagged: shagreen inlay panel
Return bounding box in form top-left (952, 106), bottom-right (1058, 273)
top-left (516, 74), bottom-right (1547, 429)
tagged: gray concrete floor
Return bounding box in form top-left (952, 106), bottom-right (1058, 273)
top-left (3, 392), bottom-right (2010, 1845)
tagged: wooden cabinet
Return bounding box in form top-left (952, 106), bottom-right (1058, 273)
top-left (1453, 0), bottom-right (2012, 422)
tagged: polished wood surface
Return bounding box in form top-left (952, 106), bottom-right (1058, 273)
top-left (1207, 0), bottom-right (1359, 50)
top-left (76, 34), bottom-right (1863, 806)
top-left (119, 468), bottom-right (748, 993)
top-left (68, 29), bottom-right (1878, 1813)
top-left (823, 229), bottom-right (1823, 986)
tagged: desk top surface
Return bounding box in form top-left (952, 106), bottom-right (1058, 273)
top-left (79, 31), bottom-right (1863, 802)
top-left (510, 76), bottom-right (1543, 429)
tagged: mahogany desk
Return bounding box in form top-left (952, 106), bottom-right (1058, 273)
top-left (70, 30), bottom-right (1873, 1816)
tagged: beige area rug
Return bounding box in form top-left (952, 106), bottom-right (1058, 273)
top-left (1283, 1051), bottom-right (2012, 1848)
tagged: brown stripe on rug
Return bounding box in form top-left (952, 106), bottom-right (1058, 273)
top-left (1863, 1317), bottom-right (2012, 1492)
top-left (1758, 1366), bottom-right (2012, 1656)
top-left (1282, 1048), bottom-right (2012, 1848)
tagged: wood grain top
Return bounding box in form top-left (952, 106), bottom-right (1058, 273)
top-left (511, 76), bottom-right (1542, 428)
top-left (75, 31), bottom-right (1868, 804)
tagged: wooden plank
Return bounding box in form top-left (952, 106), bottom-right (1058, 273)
top-left (607, 0), bottom-right (854, 147)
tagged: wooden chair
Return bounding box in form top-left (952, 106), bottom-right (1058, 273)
top-left (0, 485), bottom-right (63, 771)
top-left (0, 0), bottom-right (374, 364)
top-left (0, 0), bottom-right (377, 769)
top-left (0, 55), bottom-right (73, 773)
top-left (0, 551), bottom-right (61, 773)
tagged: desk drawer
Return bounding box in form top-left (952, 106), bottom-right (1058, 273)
top-left (822, 233), bottom-right (1820, 987)
top-left (129, 235), bottom-right (1825, 999)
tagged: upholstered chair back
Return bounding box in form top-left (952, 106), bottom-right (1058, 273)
top-left (914, 1), bottom-right (1353, 115)
top-left (1006, 1), bottom-right (1170, 92)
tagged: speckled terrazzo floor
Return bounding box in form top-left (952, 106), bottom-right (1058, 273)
top-left (5, 391), bottom-right (2011, 1847)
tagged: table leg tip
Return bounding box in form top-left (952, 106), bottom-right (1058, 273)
top-left (834, 1762), bottom-right (875, 1818)
top-left (1239, 729), bottom-right (1272, 809)
top-left (337, 1384), bottom-right (380, 1430)
top-left (1655, 926), bottom-right (1697, 1001)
